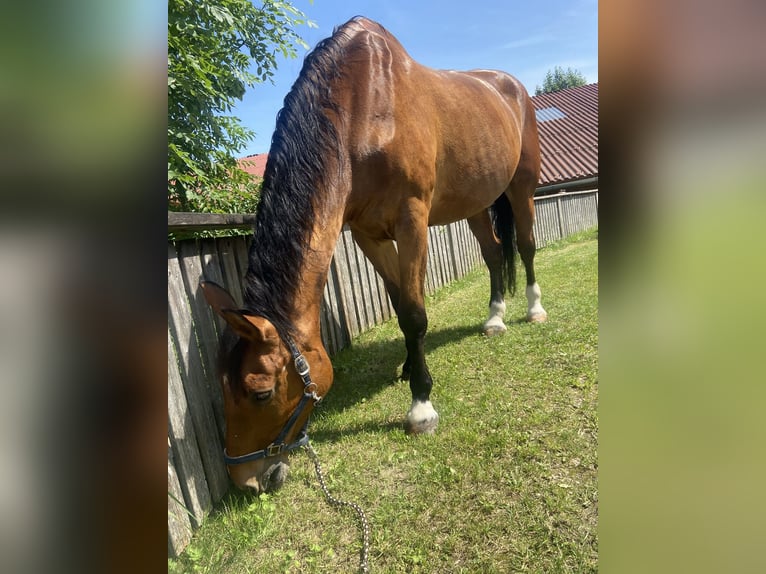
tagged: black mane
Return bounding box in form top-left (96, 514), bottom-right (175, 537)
top-left (242, 20), bottom-right (361, 339)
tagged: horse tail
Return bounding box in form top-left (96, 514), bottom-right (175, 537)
top-left (490, 193), bottom-right (517, 297)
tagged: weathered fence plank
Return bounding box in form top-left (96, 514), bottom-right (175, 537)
top-left (319, 293), bottom-right (335, 356)
top-left (329, 257), bottom-right (352, 348)
top-left (338, 230), bottom-right (363, 338)
top-left (424, 229), bottom-right (435, 296)
top-left (458, 220), bottom-right (471, 275)
top-left (332, 230), bottom-right (359, 340)
top-left (351, 237), bottom-right (375, 332)
top-left (168, 247), bottom-right (229, 503)
top-left (198, 240), bottom-right (228, 334)
top-left (446, 224), bottom-right (460, 279)
top-left (376, 269), bottom-right (392, 322)
top-left (168, 439), bottom-right (192, 557)
top-left (167, 327), bottom-right (211, 527)
top-left (436, 226), bottom-right (448, 287)
top-left (534, 198), bottom-right (560, 247)
top-left (323, 258), bottom-right (349, 354)
top-left (428, 227), bottom-right (443, 292)
top-left (440, 227), bottom-right (450, 285)
top-left (441, 227), bottom-right (455, 283)
top-left (232, 236), bottom-right (250, 282)
top-left (217, 237), bottom-right (245, 306)
top-left (168, 212), bottom-right (256, 231)
top-left (177, 241), bottom-right (226, 441)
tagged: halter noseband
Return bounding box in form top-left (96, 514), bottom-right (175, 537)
top-left (223, 336), bottom-right (322, 465)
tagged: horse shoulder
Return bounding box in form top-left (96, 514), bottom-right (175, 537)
top-left (343, 28), bottom-right (417, 157)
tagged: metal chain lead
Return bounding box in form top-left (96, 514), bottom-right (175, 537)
top-left (305, 442), bottom-right (370, 573)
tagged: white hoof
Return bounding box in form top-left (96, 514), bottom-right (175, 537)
top-left (483, 301), bottom-right (507, 336)
top-left (526, 283), bottom-right (547, 323)
top-left (405, 400), bottom-right (439, 435)
top-left (483, 321), bottom-right (508, 336)
top-left (527, 311), bottom-right (548, 323)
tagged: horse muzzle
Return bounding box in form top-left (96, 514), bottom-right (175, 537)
top-left (232, 458), bottom-right (290, 494)
top-left (260, 460), bottom-right (290, 492)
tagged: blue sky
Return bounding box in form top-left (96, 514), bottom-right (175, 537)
top-left (236, 0), bottom-right (598, 156)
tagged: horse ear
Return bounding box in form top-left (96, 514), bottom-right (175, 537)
top-left (199, 280), bottom-right (238, 313)
top-left (219, 312), bottom-right (280, 348)
top-left (200, 280), bottom-right (280, 347)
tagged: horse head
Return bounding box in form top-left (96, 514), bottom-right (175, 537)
top-left (200, 280), bottom-right (326, 494)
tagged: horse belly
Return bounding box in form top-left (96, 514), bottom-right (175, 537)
top-left (430, 116), bottom-right (521, 223)
top-left (428, 153), bottom-right (518, 226)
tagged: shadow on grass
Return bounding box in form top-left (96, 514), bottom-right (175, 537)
top-left (309, 419), bottom-right (405, 445)
top-left (318, 323), bottom-right (484, 419)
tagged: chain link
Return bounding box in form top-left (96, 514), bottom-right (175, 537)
top-left (305, 442), bottom-right (371, 573)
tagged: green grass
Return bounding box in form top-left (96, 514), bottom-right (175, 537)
top-left (170, 227), bottom-right (598, 573)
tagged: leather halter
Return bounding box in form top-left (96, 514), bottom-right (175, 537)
top-left (223, 336), bottom-right (322, 465)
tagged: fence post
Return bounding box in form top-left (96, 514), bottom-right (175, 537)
top-left (556, 195), bottom-right (565, 240)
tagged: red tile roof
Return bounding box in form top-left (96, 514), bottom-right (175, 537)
top-left (531, 82), bottom-right (598, 189)
top-left (238, 82), bottom-right (599, 190)
top-left (237, 153), bottom-right (268, 179)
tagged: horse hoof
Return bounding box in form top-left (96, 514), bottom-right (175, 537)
top-left (527, 312), bottom-right (548, 323)
top-left (405, 400), bottom-right (439, 435)
top-left (483, 324), bottom-right (507, 337)
top-left (405, 417), bottom-right (439, 435)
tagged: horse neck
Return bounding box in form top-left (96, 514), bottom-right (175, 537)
top-left (253, 109), bottom-right (351, 352)
top-left (288, 184), bottom-right (349, 349)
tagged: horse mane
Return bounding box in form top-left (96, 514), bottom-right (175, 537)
top-left (243, 18), bottom-right (370, 339)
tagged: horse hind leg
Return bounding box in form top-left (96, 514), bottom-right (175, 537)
top-left (467, 210), bottom-right (507, 336)
top-left (507, 181), bottom-right (548, 323)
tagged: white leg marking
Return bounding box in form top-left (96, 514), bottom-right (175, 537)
top-left (483, 300), bottom-right (507, 335)
top-left (526, 282), bottom-right (548, 322)
top-left (406, 400), bottom-right (439, 434)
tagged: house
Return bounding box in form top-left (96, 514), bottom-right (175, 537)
top-left (237, 152), bottom-right (268, 180)
top-left (531, 82), bottom-right (598, 194)
top-left (238, 82), bottom-right (598, 195)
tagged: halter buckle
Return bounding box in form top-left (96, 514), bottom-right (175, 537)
top-left (294, 354), bottom-right (310, 377)
top-left (266, 444), bottom-right (283, 457)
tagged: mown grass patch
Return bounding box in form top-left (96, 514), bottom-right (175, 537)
top-left (170, 227), bottom-right (598, 573)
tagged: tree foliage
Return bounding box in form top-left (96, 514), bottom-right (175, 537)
top-left (535, 66), bottom-right (587, 96)
top-left (168, 0), bottom-right (314, 213)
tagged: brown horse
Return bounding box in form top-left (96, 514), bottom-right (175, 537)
top-left (201, 17), bottom-right (547, 493)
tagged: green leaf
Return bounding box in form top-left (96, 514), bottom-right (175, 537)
top-left (208, 5), bottom-right (234, 26)
top-left (168, 0), bottom-right (310, 210)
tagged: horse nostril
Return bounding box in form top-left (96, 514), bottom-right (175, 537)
top-left (263, 462), bottom-right (289, 492)
top-left (252, 389), bottom-right (274, 402)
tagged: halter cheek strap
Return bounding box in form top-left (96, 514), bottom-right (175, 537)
top-left (223, 337), bottom-right (322, 465)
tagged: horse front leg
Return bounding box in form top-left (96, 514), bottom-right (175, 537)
top-left (399, 298), bottom-right (438, 434)
top-left (395, 207), bottom-right (439, 435)
top-left (349, 230), bottom-right (413, 381)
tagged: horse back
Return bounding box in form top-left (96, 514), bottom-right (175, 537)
top-left (338, 19), bottom-right (537, 232)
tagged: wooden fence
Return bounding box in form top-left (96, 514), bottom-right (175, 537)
top-left (167, 189), bottom-right (598, 555)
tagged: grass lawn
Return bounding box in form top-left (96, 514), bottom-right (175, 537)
top-left (170, 227), bottom-right (598, 573)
